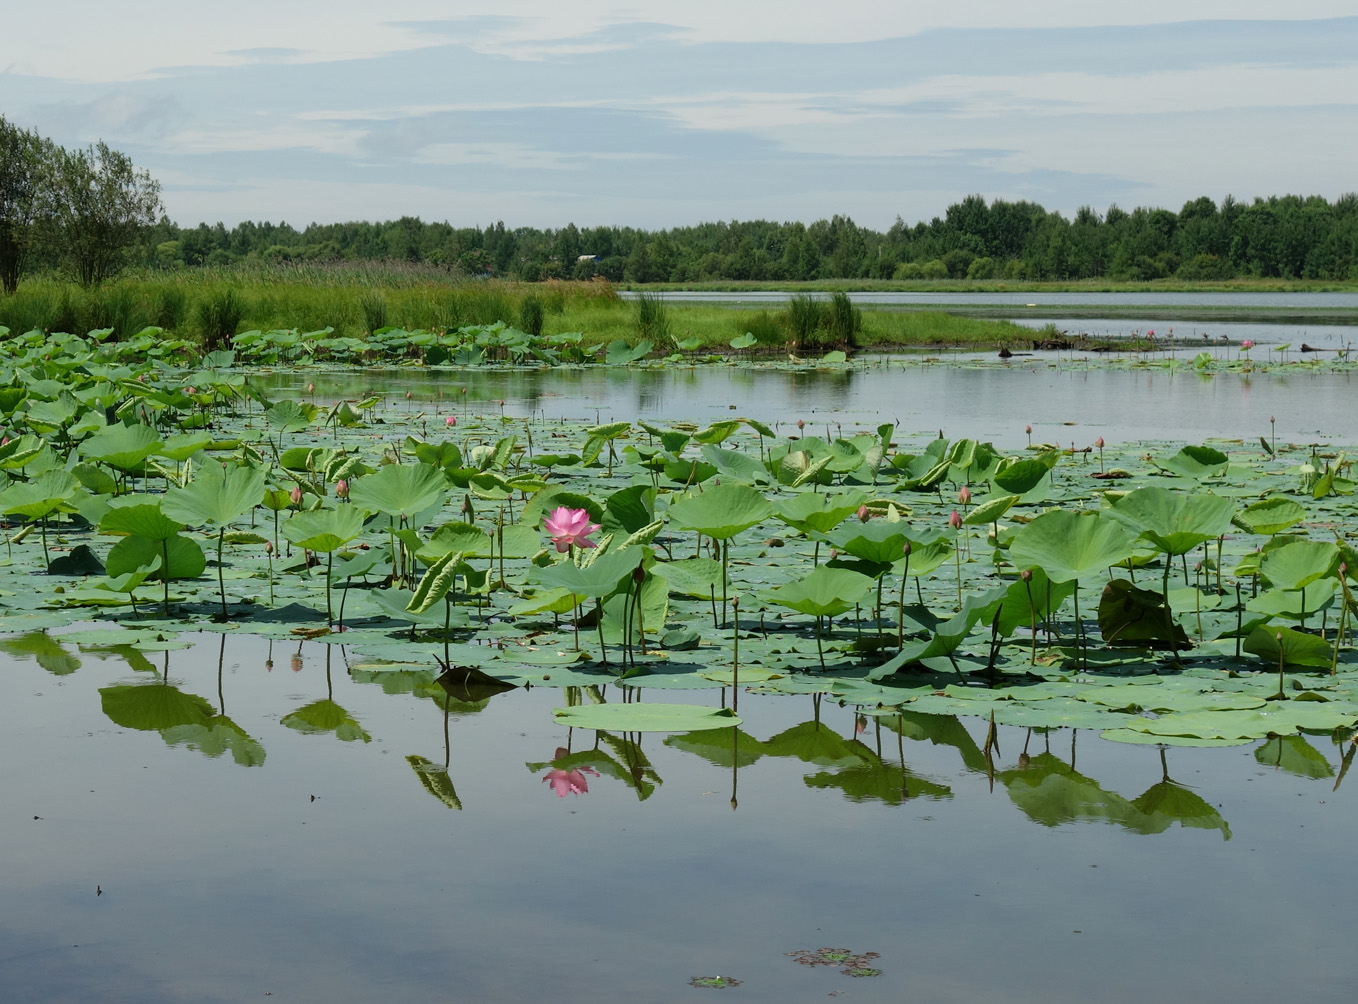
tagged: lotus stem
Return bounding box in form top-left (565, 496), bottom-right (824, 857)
top-left (217, 526), bottom-right (228, 619)
top-left (597, 599), bottom-right (607, 668)
top-left (326, 551), bottom-right (334, 625)
top-left (897, 549), bottom-right (911, 649)
top-left (731, 597), bottom-right (740, 714)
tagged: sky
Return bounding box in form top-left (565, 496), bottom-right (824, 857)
top-left (2, 2), bottom-right (1356, 232)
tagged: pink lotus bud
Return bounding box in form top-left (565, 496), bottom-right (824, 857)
top-left (446, 416), bottom-right (456, 426)
top-left (948, 510), bottom-right (962, 530)
top-left (1095, 436), bottom-right (1104, 449)
top-left (1270, 415), bottom-right (1276, 424)
top-left (902, 541), bottom-right (912, 557)
top-left (958, 486), bottom-right (970, 505)
top-left (1020, 568), bottom-right (1033, 582)
top-left (829, 548), bottom-right (839, 560)
top-left (1025, 424), bottom-right (1032, 434)
top-left (405, 390), bottom-right (412, 399)
top-left (498, 399), bottom-right (505, 406)
top-left (137, 374), bottom-right (145, 382)
top-left (290, 486), bottom-right (303, 505)
top-left (1147, 329), bottom-right (1154, 338)
top-left (265, 541), bottom-right (274, 555)
top-left (335, 479), bottom-right (349, 499)
top-left (857, 504), bottom-right (870, 522)
top-left (1, 437), bottom-right (8, 447)
top-left (796, 419), bottom-right (804, 430)
top-left (186, 386), bottom-right (195, 395)
top-left (307, 382), bottom-right (315, 393)
top-left (1241, 339), bottom-right (1254, 350)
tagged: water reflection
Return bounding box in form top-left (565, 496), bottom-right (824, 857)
top-left (11, 630), bottom-right (1357, 840)
top-left (259, 360), bottom-right (1358, 444)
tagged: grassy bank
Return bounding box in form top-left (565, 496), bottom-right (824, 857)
top-left (0, 271), bottom-right (1074, 354)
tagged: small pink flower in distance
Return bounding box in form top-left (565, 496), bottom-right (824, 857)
top-left (1095, 436), bottom-right (1104, 449)
top-left (1147, 329), bottom-right (1154, 338)
top-left (446, 416), bottom-right (457, 427)
top-left (265, 541), bottom-right (274, 555)
top-left (290, 486), bottom-right (303, 506)
top-left (796, 419), bottom-right (805, 430)
top-left (307, 382), bottom-right (315, 393)
top-left (1241, 339), bottom-right (1254, 350)
top-left (958, 486), bottom-right (970, 505)
top-left (186, 386), bottom-right (195, 395)
top-left (857, 504), bottom-right (870, 522)
top-left (544, 507), bottom-right (600, 552)
top-left (335, 479), bottom-right (349, 499)
top-left (1025, 424), bottom-right (1032, 435)
top-left (948, 510), bottom-right (963, 530)
top-left (405, 390), bottom-right (412, 399)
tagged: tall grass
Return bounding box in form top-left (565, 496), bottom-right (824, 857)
top-left (0, 269), bottom-right (1034, 352)
top-left (633, 291), bottom-right (673, 348)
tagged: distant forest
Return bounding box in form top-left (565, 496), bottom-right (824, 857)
top-left (141, 193), bottom-right (1358, 283)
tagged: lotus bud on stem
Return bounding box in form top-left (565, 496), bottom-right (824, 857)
top-left (1025, 424), bottom-right (1032, 447)
top-left (1095, 436), bottom-right (1105, 474)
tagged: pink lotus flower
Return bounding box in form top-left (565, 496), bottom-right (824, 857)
top-left (544, 506), bottom-right (600, 552)
top-left (948, 510), bottom-right (963, 530)
top-left (958, 486), bottom-right (970, 505)
top-left (290, 486), bottom-right (303, 506)
top-left (335, 479), bottom-right (349, 499)
top-left (446, 416), bottom-right (456, 427)
top-left (1095, 436), bottom-right (1104, 449)
top-left (857, 504), bottom-right (870, 522)
top-left (1241, 339), bottom-right (1254, 350)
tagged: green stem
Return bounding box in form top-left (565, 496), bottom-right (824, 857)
top-left (217, 526), bottom-right (227, 618)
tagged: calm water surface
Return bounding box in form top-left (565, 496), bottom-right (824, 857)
top-left (2, 631), bottom-right (1356, 1003)
top-left (275, 362), bottom-right (1358, 446)
top-left (632, 290), bottom-right (1358, 308)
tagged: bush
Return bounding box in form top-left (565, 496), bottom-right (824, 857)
top-left (893, 262), bottom-right (923, 280)
top-left (519, 295), bottom-right (544, 336)
top-left (196, 288), bottom-right (246, 351)
top-left (919, 259), bottom-right (950, 280)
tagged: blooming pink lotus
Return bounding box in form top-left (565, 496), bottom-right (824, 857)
top-left (1241, 339), bottom-right (1255, 351)
top-left (446, 416), bottom-right (456, 427)
top-left (544, 506), bottom-right (600, 552)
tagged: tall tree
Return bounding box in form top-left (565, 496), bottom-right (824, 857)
top-left (0, 117), bottom-right (58, 294)
top-left (56, 141), bottom-right (162, 286)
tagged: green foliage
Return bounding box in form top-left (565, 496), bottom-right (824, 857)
top-left (196, 288), bottom-right (246, 351)
top-left (633, 291), bottom-right (672, 349)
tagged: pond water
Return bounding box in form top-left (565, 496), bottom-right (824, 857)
top-left (4, 629), bottom-right (1356, 1003)
top-left (271, 360), bottom-right (1358, 447)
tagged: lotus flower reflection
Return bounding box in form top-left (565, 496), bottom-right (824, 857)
top-left (542, 748), bottom-right (599, 797)
top-left (544, 506), bottom-right (600, 553)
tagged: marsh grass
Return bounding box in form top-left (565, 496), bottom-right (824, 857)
top-left (0, 268), bottom-right (1032, 352)
top-left (633, 291), bottom-right (673, 349)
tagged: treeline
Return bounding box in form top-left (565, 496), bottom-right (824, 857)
top-left (142, 193), bottom-right (1358, 284)
top-left (6, 115), bottom-right (1358, 289)
top-left (0, 117), bottom-right (162, 293)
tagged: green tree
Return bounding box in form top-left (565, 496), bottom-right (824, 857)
top-left (0, 117), bottom-right (58, 294)
top-left (55, 141), bottom-right (162, 286)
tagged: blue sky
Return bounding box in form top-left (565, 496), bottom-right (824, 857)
top-left (3, 2), bottom-right (1356, 230)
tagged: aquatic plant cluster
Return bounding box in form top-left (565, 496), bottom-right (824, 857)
top-left (0, 322), bottom-right (1357, 751)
